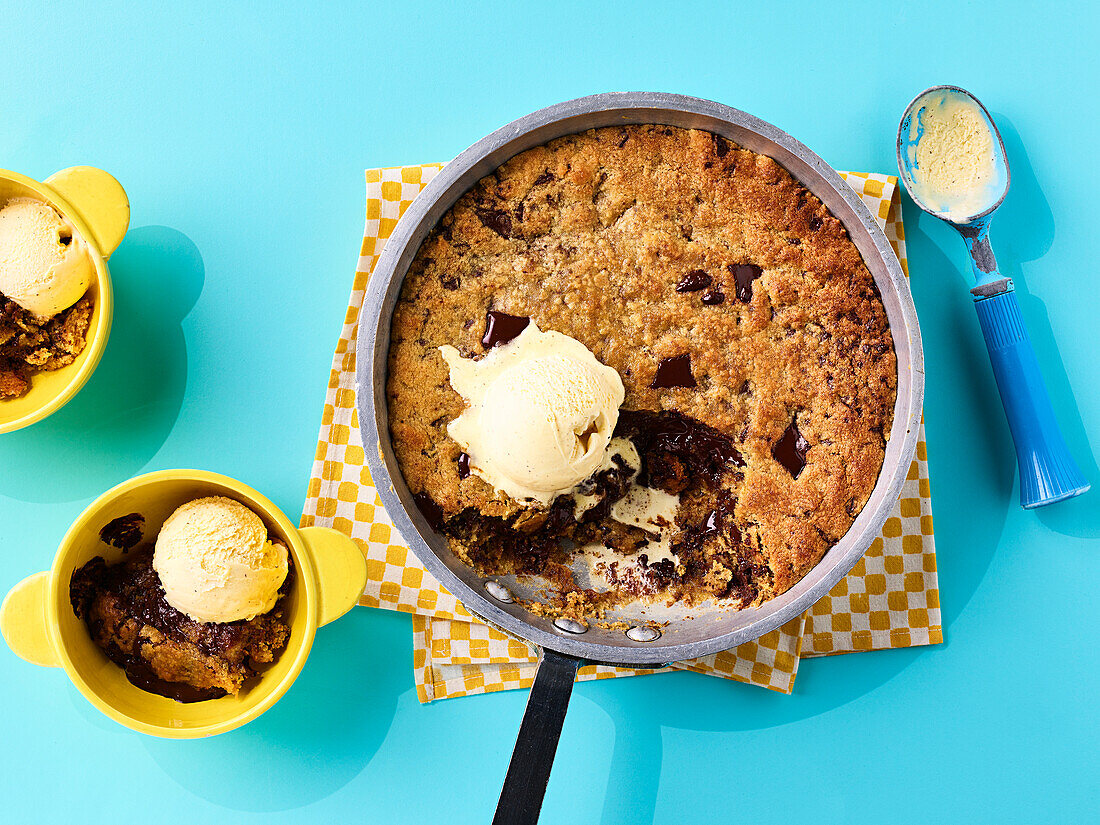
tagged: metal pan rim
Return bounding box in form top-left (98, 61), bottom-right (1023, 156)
top-left (356, 91), bottom-right (924, 665)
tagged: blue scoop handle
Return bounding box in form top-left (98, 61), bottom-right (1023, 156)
top-left (960, 219), bottom-right (1089, 508)
top-left (973, 289), bottom-right (1090, 507)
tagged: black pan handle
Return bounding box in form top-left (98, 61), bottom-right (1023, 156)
top-left (492, 648), bottom-right (583, 825)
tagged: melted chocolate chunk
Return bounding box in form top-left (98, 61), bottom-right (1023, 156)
top-left (713, 133), bottom-right (730, 157)
top-left (638, 556), bottom-right (677, 584)
top-left (533, 170), bottom-right (554, 185)
top-left (457, 452), bottom-right (471, 479)
top-left (651, 354), bottom-right (696, 389)
top-left (544, 496), bottom-right (577, 535)
top-left (616, 409), bottom-right (743, 489)
top-left (99, 513), bottom-right (145, 551)
top-left (701, 509), bottom-right (722, 537)
top-left (673, 494), bottom-right (742, 556)
top-left (728, 263), bottom-right (763, 303)
top-left (722, 560), bottom-right (763, 604)
top-left (709, 495), bottom-right (739, 533)
top-left (475, 207), bottom-right (513, 237)
top-left (701, 290), bottom-right (725, 305)
top-left (481, 310), bottom-right (530, 348)
top-left (773, 419), bottom-right (810, 478)
top-left (413, 492), bottom-right (445, 531)
top-left (676, 270), bottom-right (712, 293)
top-left (575, 454), bottom-right (636, 524)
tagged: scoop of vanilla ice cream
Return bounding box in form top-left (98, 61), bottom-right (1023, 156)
top-left (0, 198), bottom-right (94, 318)
top-left (481, 354), bottom-right (617, 492)
top-left (153, 496), bottom-right (289, 624)
top-left (440, 323), bottom-right (625, 505)
top-left (909, 91), bottom-right (1000, 220)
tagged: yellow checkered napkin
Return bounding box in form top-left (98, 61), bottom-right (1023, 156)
top-left (300, 164), bottom-right (942, 703)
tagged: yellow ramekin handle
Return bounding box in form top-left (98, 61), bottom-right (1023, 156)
top-left (44, 166), bottom-right (130, 258)
top-left (299, 527), bottom-right (367, 627)
top-left (0, 572), bottom-right (59, 668)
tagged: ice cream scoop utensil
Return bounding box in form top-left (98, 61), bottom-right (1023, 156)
top-left (897, 85), bottom-right (1089, 508)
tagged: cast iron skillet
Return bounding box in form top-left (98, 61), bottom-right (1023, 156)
top-left (356, 93), bottom-right (924, 824)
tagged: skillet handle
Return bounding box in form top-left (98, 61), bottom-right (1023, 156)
top-left (493, 649), bottom-right (583, 825)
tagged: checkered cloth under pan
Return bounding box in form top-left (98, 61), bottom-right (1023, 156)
top-left (299, 163), bottom-right (942, 702)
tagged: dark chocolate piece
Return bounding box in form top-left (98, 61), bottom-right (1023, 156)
top-left (773, 420), bottom-right (810, 479)
top-left (475, 207), bottom-right (513, 238)
top-left (701, 290), bottom-right (725, 305)
top-left (728, 263), bottom-right (763, 303)
top-left (99, 513), bottom-right (145, 551)
top-left (676, 270), bottom-right (712, 293)
top-left (651, 354), bottom-right (696, 389)
top-left (413, 492), bottom-right (445, 531)
top-left (616, 409), bottom-right (743, 489)
top-left (481, 310), bottom-right (530, 349)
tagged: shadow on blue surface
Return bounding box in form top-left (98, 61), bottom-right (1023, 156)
top-left (136, 609), bottom-right (404, 812)
top-left (0, 226), bottom-right (202, 503)
top-left (583, 644), bottom-right (928, 824)
top-left (902, 175), bottom-right (1016, 625)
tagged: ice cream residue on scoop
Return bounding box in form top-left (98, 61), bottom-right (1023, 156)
top-left (440, 322), bottom-right (625, 506)
top-left (907, 90), bottom-right (1004, 221)
top-left (0, 197), bottom-right (94, 318)
top-left (153, 496), bottom-right (289, 624)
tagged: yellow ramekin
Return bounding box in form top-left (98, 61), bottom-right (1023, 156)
top-left (0, 469), bottom-right (367, 738)
top-left (0, 166), bottom-right (130, 433)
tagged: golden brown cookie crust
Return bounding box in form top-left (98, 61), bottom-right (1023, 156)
top-left (386, 125), bottom-right (897, 613)
top-left (0, 291), bottom-right (93, 398)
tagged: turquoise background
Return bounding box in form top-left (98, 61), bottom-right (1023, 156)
top-left (2, 2), bottom-right (1097, 822)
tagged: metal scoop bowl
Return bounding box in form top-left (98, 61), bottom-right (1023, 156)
top-left (897, 85), bottom-right (1088, 507)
